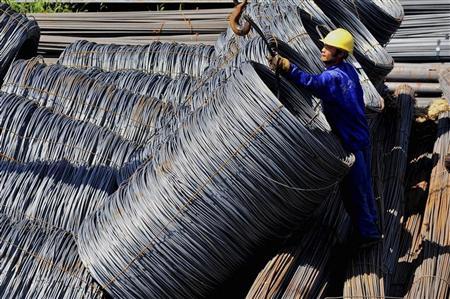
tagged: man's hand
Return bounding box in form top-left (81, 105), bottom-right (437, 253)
top-left (267, 54), bottom-right (291, 73)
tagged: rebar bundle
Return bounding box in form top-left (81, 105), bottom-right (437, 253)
top-left (0, 213), bottom-right (105, 299)
top-left (246, 192), bottom-right (350, 299)
top-left (390, 120), bottom-right (436, 297)
top-left (77, 62), bottom-right (353, 298)
top-left (1, 58), bottom-right (176, 146)
top-left (0, 3), bottom-right (40, 83)
top-left (0, 92), bottom-right (137, 169)
top-left (0, 159), bottom-right (118, 233)
top-left (440, 68), bottom-right (450, 100)
top-left (57, 39), bottom-right (216, 79)
top-left (404, 111), bottom-right (450, 299)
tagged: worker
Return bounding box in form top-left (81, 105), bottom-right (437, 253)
top-left (268, 28), bottom-right (381, 248)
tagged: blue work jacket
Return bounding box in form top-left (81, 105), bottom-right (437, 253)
top-left (288, 61), bottom-right (370, 152)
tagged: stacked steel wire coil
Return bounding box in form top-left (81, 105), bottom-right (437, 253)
top-left (57, 39), bottom-right (216, 79)
top-left (0, 92), bottom-right (138, 168)
top-left (0, 213), bottom-right (105, 298)
top-left (0, 3), bottom-right (40, 83)
top-left (1, 58), bottom-right (176, 146)
top-left (77, 62), bottom-right (354, 298)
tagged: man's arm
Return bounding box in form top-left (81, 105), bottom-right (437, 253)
top-left (287, 63), bottom-right (334, 96)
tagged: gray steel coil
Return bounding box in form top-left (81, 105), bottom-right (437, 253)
top-left (0, 3), bottom-right (40, 83)
top-left (57, 39), bottom-right (216, 79)
top-left (339, 0), bottom-right (404, 46)
top-left (88, 69), bottom-right (197, 109)
top-left (0, 91), bottom-right (137, 169)
top-left (1, 58), bottom-right (176, 146)
top-left (77, 61), bottom-right (354, 298)
top-left (0, 213), bottom-right (105, 299)
top-left (0, 159), bottom-right (118, 233)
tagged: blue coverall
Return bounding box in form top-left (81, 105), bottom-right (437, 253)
top-left (288, 62), bottom-right (380, 239)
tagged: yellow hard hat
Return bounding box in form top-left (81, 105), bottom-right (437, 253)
top-left (320, 28), bottom-right (354, 54)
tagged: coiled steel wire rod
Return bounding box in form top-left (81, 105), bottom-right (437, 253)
top-left (77, 62), bottom-right (353, 298)
top-left (0, 92), bottom-right (137, 169)
top-left (57, 39), bottom-right (216, 79)
top-left (0, 213), bottom-right (105, 299)
top-left (339, 0), bottom-right (404, 46)
top-left (0, 3), bottom-right (40, 83)
top-left (1, 58), bottom-right (176, 146)
top-left (0, 160), bottom-right (118, 233)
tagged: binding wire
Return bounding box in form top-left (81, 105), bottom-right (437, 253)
top-left (0, 159), bottom-right (118, 233)
top-left (0, 91), bottom-right (138, 169)
top-left (77, 61), bottom-right (354, 298)
top-left (0, 3), bottom-right (40, 83)
top-left (0, 213), bottom-right (105, 299)
top-left (57, 39), bottom-right (216, 79)
top-left (1, 58), bottom-right (176, 146)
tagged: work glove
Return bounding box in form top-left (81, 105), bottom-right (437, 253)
top-left (267, 54), bottom-right (290, 73)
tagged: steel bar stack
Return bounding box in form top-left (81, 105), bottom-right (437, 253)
top-left (404, 113), bottom-right (450, 298)
top-left (387, 0), bottom-right (450, 62)
top-left (390, 119), bottom-right (437, 297)
top-left (31, 9), bottom-right (230, 58)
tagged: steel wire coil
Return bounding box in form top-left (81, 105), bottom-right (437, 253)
top-left (1, 58), bottom-right (176, 146)
top-left (57, 39), bottom-right (216, 79)
top-left (0, 159), bottom-right (118, 233)
top-left (0, 92), bottom-right (137, 169)
top-left (88, 69), bottom-right (197, 109)
top-left (76, 61), bottom-right (354, 298)
top-left (0, 3), bottom-right (40, 83)
top-left (216, 1), bottom-right (384, 110)
top-left (339, 0), bottom-right (404, 46)
top-left (404, 112), bottom-right (450, 299)
top-left (0, 213), bottom-right (105, 299)
top-left (312, 0), bottom-right (394, 86)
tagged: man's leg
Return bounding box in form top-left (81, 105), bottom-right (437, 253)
top-left (342, 149), bottom-right (380, 239)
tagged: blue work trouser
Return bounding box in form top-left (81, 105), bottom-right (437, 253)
top-left (341, 147), bottom-right (380, 239)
